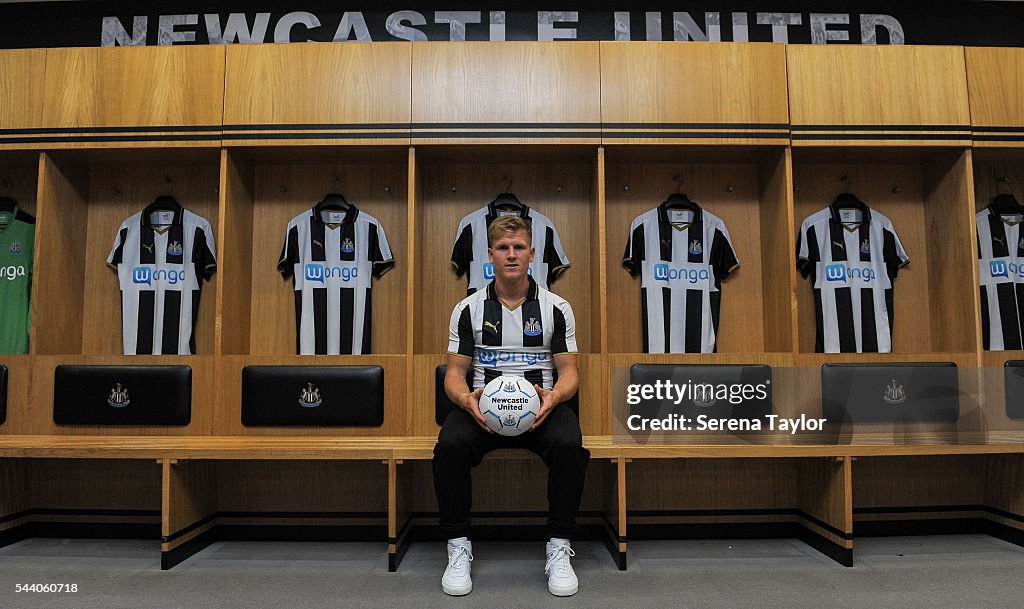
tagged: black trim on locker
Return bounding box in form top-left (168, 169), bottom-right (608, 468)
top-left (29, 522), bottom-right (161, 539)
top-left (600, 513), bottom-right (627, 571)
top-left (222, 132), bottom-right (407, 141)
top-left (855, 504), bottom-right (1024, 525)
top-left (797, 511), bottom-right (852, 541)
top-left (790, 123), bottom-right (971, 143)
top-left (629, 508), bottom-right (852, 541)
top-left (224, 123), bottom-right (410, 131)
top-left (797, 527), bottom-right (854, 567)
top-left (854, 504), bottom-right (984, 515)
top-left (0, 523), bottom-right (29, 548)
top-left (855, 518), bottom-right (987, 538)
top-left (32, 508), bottom-right (160, 518)
top-left (216, 524), bottom-right (386, 542)
top-left (602, 132), bottom-right (789, 140)
top-left (973, 134), bottom-right (1024, 143)
top-left (388, 519), bottom-right (415, 572)
top-left (604, 122), bottom-right (790, 130)
top-left (217, 510), bottom-right (388, 519)
top-left (163, 513), bottom-right (217, 544)
top-left (986, 506), bottom-right (1024, 525)
top-left (0, 134), bottom-right (222, 144)
top-left (0, 125), bottom-right (219, 135)
top-left (0, 509), bottom-right (31, 525)
top-left (161, 529), bottom-right (217, 571)
top-left (793, 133), bottom-right (972, 141)
top-left (792, 124), bottom-right (971, 132)
top-left (411, 132), bottom-right (600, 139)
top-left (974, 126), bottom-right (1024, 133)
top-left (413, 122), bottom-right (601, 129)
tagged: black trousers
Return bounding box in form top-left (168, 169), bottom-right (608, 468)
top-left (432, 405), bottom-right (591, 541)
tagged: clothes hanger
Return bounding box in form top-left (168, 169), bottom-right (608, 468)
top-left (317, 176), bottom-right (350, 211)
top-left (662, 175), bottom-right (698, 212)
top-left (317, 192), bottom-right (350, 210)
top-left (991, 175), bottom-right (1024, 215)
top-left (831, 191), bottom-right (868, 210)
top-left (662, 192), bottom-right (698, 211)
top-left (491, 176), bottom-right (524, 211)
top-left (831, 176), bottom-right (869, 221)
top-left (990, 192), bottom-right (1024, 214)
top-left (148, 194), bottom-right (182, 211)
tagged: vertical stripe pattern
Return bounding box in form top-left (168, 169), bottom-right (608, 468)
top-left (797, 203), bottom-right (909, 353)
top-left (978, 205), bottom-right (1024, 350)
top-left (623, 202), bottom-right (739, 353)
top-left (448, 277), bottom-right (577, 391)
top-left (107, 205), bottom-right (217, 355)
top-left (278, 203), bottom-right (394, 355)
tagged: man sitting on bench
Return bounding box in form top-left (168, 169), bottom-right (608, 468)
top-left (433, 215), bottom-right (590, 597)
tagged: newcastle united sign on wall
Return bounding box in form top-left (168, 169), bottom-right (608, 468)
top-left (0, 2), bottom-right (1023, 49)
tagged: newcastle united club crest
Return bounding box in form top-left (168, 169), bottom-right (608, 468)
top-left (523, 318), bottom-right (542, 337)
top-left (692, 385), bottom-right (717, 408)
top-left (883, 379), bottom-right (906, 405)
top-left (688, 240), bottom-right (703, 256)
top-left (341, 237), bottom-right (355, 254)
top-left (107, 383), bottom-right (130, 408)
top-left (8, 240), bottom-right (21, 254)
top-left (167, 241), bottom-right (183, 256)
top-left (860, 239), bottom-right (871, 255)
top-left (299, 382), bottom-right (323, 408)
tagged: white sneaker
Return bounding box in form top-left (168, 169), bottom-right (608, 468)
top-left (544, 538), bottom-right (578, 596)
top-left (442, 537), bottom-right (473, 596)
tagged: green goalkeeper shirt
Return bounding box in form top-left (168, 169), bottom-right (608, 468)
top-left (0, 206), bottom-right (34, 354)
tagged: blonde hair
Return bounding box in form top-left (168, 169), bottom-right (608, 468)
top-left (487, 216), bottom-right (532, 247)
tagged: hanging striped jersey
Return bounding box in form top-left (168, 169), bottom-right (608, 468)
top-left (977, 202), bottom-right (1024, 350)
top-left (796, 203), bottom-right (909, 353)
top-left (448, 276), bottom-right (577, 390)
top-left (278, 202), bottom-right (394, 355)
top-left (107, 202), bottom-right (217, 355)
top-left (451, 202), bottom-right (570, 295)
top-left (0, 206), bottom-right (34, 354)
top-left (622, 202), bottom-right (739, 354)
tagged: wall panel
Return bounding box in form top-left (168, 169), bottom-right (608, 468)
top-left (601, 42), bottom-right (789, 145)
top-left (224, 43), bottom-right (411, 145)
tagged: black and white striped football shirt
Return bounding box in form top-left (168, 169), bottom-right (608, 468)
top-left (796, 203), bottom-right (909, 353)
top-left (977, 201), bottom-right (1024, 350)
top-left (107, 201), bottom-right (217, 355)
top-left (623, 201), bottom-right (739, 354)
top-left (278, 201), bottom-right (394, 355)
top-left (448, 277), bottom-right (577, 390)
top-left (451, 202), bottom-right (570, 295)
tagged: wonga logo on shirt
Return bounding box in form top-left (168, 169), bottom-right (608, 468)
top-left (304, 263), bottom-right (358, 284)
top-left (132, 266), bottom-right (185, 286)
top-left (824, 263), bottom-right (876, 283)
top-left (477, 348), bottom-right (550, 367)
top-left (0, 265), bottom-right (26, 281)
top-left (653, 263), bottom-right (709, 284)
top-left (991, 260), bottom-right (1024, 280)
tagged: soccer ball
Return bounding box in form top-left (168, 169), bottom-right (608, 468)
top-left (479, 375), bottom-right (541, 437)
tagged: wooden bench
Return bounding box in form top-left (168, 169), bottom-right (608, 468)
top-left (2, 436), bottom-right (1021, 571)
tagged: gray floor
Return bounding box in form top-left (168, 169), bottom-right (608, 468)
top-left (0, 534), bottom-right (1022, 609)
